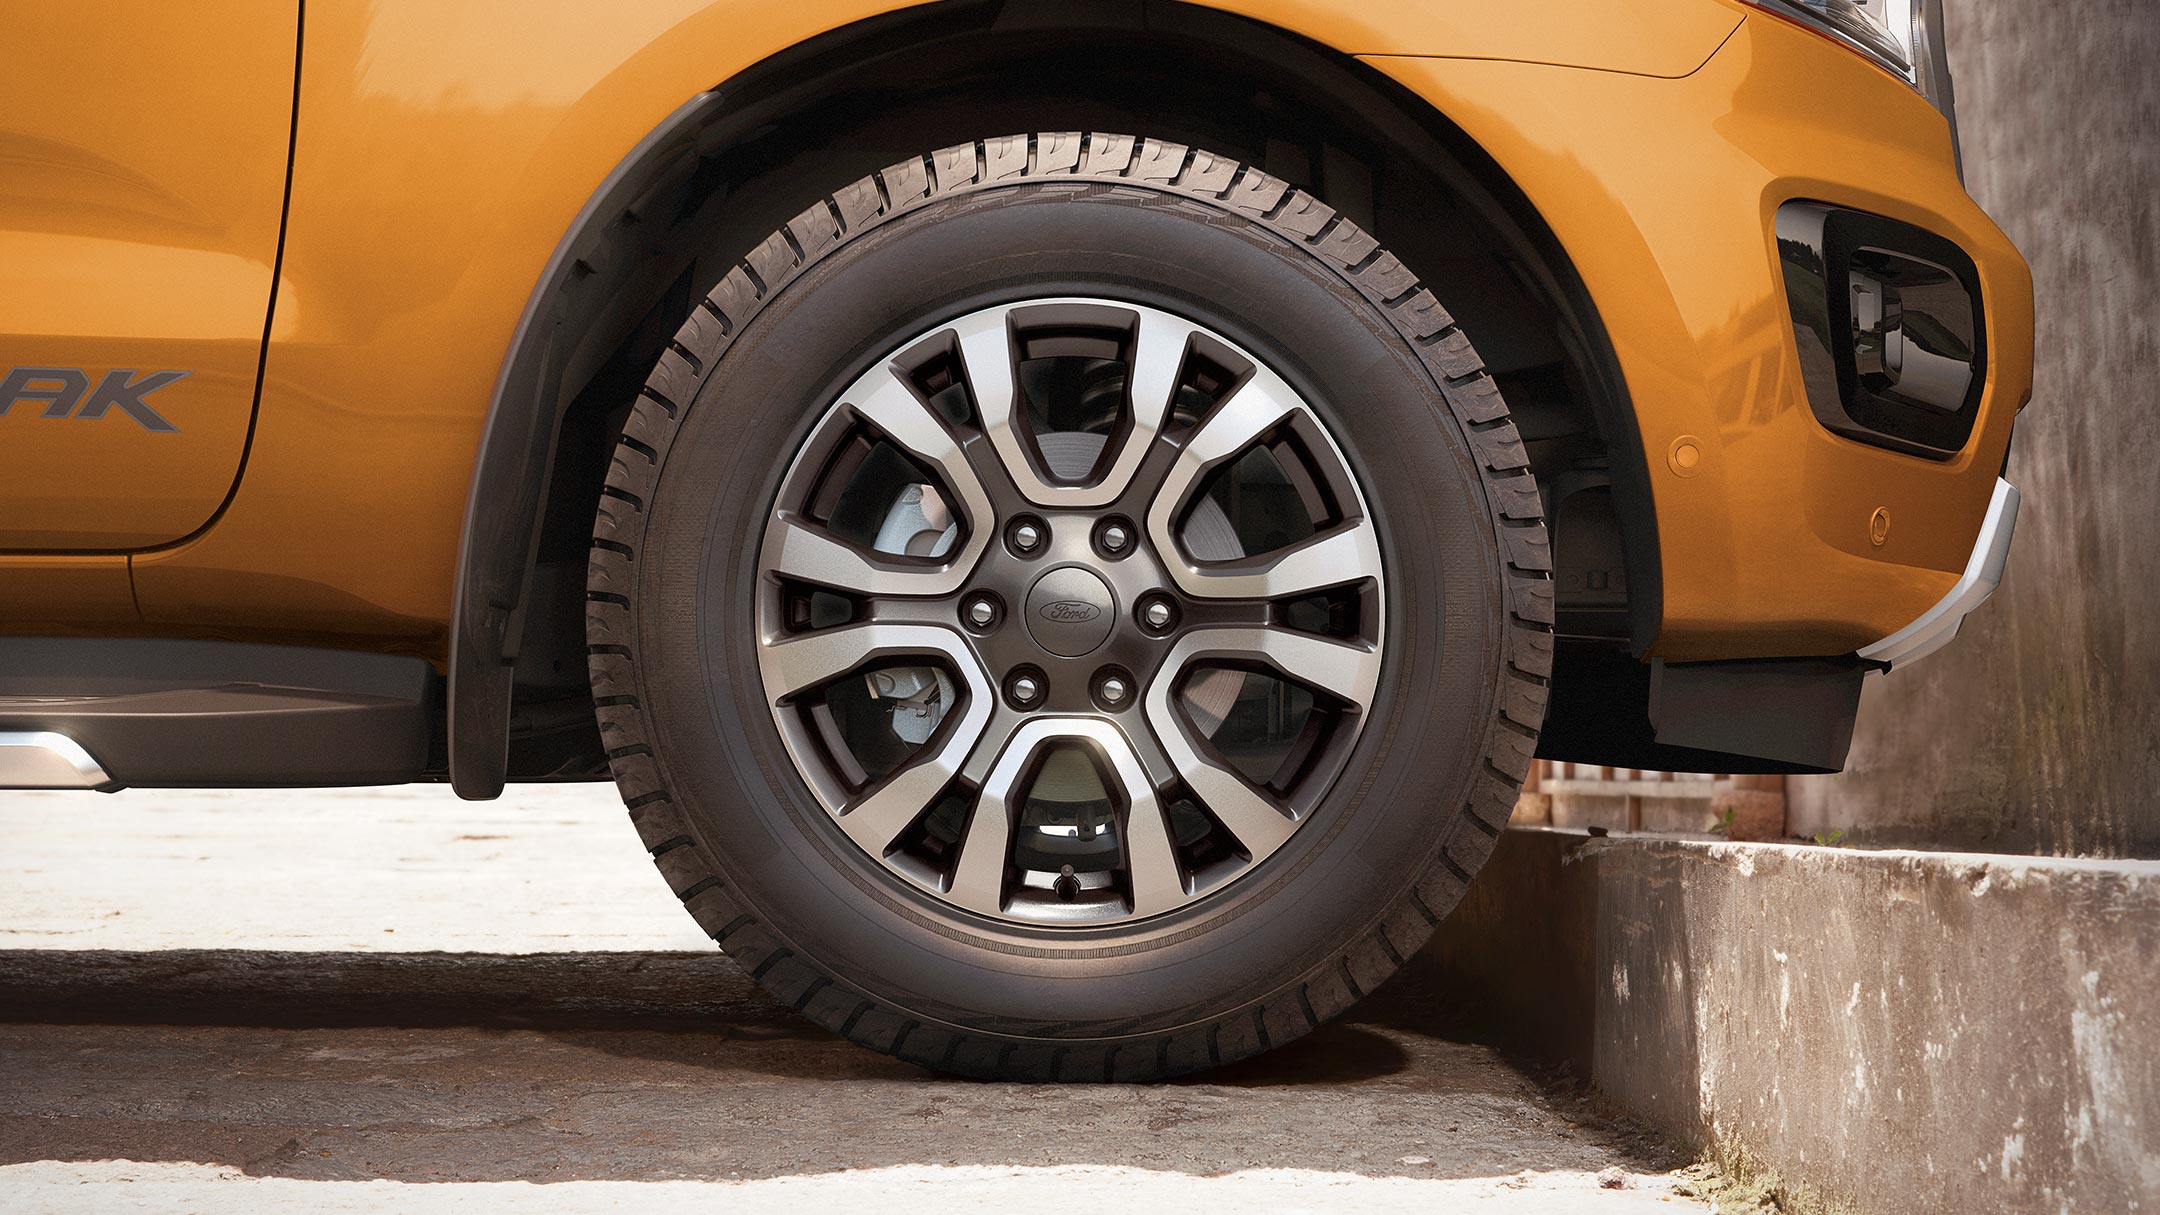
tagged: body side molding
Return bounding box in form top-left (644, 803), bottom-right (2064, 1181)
top-left (0, 638), bottom-right (435, 788)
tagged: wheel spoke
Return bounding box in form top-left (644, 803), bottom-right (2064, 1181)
top-left (1176, 753), bottom-right (1299, 858)
top-left (1104, 743), bottom-right (1188, 916)
top-left (1136, 626), bottom-right (1369, 862)
top-left (947, 785), bottom-right (1016, 917)
top-left (1057, 719), bottom-right (1189, 916)
top-left (1181, 626), bottom-right (1381, 714)
top-left (944, 718), bottom-right (1194, 917)
top-left (1104, 307), bottom-right (1190, 499)
top-left (846, 368), bottom-right (990, 522)
top-left (952, 310), bottom-right (1032, 493)
top-left (837, 762), bottom-right (947, 854)
top-left (836, 677), bottom-right (995, 855)
top-left (952, 302), bottom-right (1190, 507)
top-left (1145, 365), bottom-right (1381, 600)
top-left (1170, 517), bottom-right (1382, 601)
top-left (767, 513), bottom-right (985, 598)
top-left (757, 623), bottom-right (981, 705)
top-left (756, 622), bottom-right (885, 702)
top-left (1172, 367), bottom-right (1302, 472)
top-left (762, 365), bottom-right (991, 599)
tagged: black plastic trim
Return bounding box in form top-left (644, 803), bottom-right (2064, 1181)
top-left (0, 639), bottom-right (435, 788)
top-left (448, 92), bottom-right (728, 799)
top-left (1536, 642), bottom-right (1862, 774)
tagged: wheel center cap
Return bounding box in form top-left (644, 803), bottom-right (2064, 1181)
top-left (1024, 566), bottom-right (1118, 657)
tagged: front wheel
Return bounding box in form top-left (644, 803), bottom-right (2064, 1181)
top-left (587, 133), bottom-right (1552, 1080)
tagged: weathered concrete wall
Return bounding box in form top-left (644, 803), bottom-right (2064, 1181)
top-left (1788, 1), bottom-right (2160, 857)
top-left (1417, 829), bottom-right (2160, 1214)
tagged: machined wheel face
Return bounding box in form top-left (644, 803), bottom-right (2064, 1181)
top-left (755, 298), bottom-right (1386, 927)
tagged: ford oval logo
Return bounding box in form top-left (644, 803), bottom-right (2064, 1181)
top-left (1038, 600), bottom-right (1102, 624)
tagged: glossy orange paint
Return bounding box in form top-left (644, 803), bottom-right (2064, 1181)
top-left (1365, 12), bottom-right (2032, 657)
top-left (0, 3), bottom-right (296, 553)
top-left (1, 0), bottom-right (2030, 667)
top-left (1180, 0), bottom-right (1742, 77)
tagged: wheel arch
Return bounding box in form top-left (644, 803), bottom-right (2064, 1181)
top-left (448, 0), bottom-right (1660, 797)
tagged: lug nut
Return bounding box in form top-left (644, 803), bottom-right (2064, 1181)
top-left (964, 594), bottom-right (1000, 629)
top-left (1006, 669), bottom-right (1046, 709)
top-left (1088, 661), bottom-right (1140, 709)
top-left (1007, 517), bottom-right (1045, 556)
top-left (1090, 665), bottom-right (1137, 711)
top-left (1139, 596), bottom-right (1177, 633)
top-left (1088, 518), bottom-right (1140, 562)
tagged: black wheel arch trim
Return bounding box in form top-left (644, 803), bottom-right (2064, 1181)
top-left (449, 90), bottom-right (729, 798)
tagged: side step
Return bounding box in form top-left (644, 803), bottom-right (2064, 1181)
top-left (0, 639), bottom-right (436, 790)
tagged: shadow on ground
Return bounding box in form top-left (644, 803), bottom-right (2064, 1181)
top-left (0, 948), bottom-right (1682, 1185)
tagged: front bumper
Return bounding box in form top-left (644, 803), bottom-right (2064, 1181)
top-left (1364, 10), bottom-right (2035, 662)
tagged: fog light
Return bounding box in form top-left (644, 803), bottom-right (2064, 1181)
top-left (1777, 201), bottom-right (1985, 460)
top-left (1848, 256), bottom-right (1975, 415)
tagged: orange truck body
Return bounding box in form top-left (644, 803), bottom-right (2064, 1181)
top-left (0, 1), bottom-right (2029, 680)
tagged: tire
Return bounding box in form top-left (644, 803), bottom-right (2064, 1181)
top-left (587, 132), bottom-right (1552, 1081)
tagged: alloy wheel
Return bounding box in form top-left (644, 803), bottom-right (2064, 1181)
top-left (754, 297), bottom-right (1387, 927)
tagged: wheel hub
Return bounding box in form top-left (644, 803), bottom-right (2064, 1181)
top-left (755, 296), bottom-right (1387, 927)
top-left (1023, 566), bottom-right (1117, 657)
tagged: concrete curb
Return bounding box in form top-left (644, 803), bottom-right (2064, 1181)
top-left (1412, 828), bottom-right (2160, 1214)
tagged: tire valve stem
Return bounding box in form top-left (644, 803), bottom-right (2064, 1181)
top-left (1055, 864), bottom-right (1080, 902)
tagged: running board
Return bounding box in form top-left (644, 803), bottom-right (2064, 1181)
top-left (0, 639), bottom-right (436, 790)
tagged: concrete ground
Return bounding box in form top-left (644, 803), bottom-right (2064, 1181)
top-left (0, 785), bottom-right (1715, 1213)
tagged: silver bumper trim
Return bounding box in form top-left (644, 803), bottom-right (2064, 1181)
top-left (1860, 477), bottom-right (2020, 668)
top-left (0, 731), bottom-right (116, 790)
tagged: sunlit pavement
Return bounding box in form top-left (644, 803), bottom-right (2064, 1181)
top-left (0, 786), bottom-right (1710, 1212)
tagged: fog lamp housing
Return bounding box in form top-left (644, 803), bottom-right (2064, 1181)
top-left (1777, 201), bottom-right (1986, 460)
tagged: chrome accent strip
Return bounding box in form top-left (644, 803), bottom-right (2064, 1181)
top-left (1914, 0), bottom-right (1962, 179)
top-left (1860, 477), bottom-right (2020, 668)
top-left (0, 731), bottom-right (115, 790)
